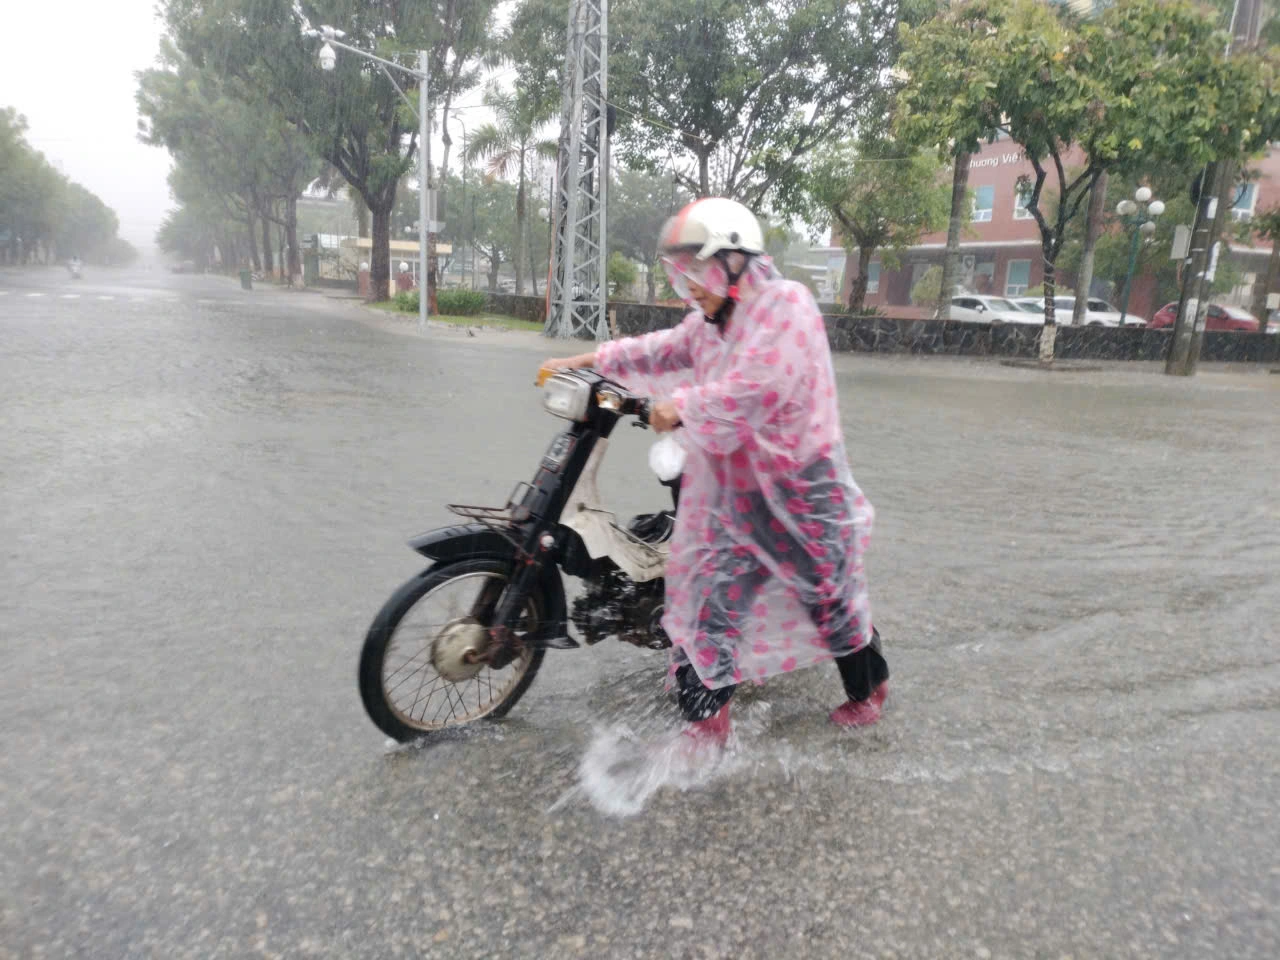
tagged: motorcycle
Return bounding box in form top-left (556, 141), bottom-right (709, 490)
top-left (67, 260), bottom-right (82, 280)
top-left (358, 366), bottom-right (679, 742)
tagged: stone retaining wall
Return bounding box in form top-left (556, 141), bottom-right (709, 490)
top-left (485, 294), bottom-right (1280, 364)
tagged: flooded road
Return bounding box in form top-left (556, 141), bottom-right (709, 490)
top-left (3, 267), bottom-right (1278, 958)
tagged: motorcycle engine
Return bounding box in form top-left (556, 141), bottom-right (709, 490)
top-left (571, 567), bottom-right (671, 650)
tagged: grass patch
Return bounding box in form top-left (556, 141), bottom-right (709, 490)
top-left (433, 313), bottom-right (544, 333)
top-left (368, 302), bottom-right (542, 332)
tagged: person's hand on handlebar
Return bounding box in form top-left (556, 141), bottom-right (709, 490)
top-left (544, 351), bottom-right (596, 371)
top-left (649, 399), bottom-right (681, 433)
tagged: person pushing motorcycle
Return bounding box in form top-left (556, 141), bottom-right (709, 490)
top-left (546, 198), bottom-right (889, 744)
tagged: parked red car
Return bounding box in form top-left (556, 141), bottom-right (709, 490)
top-left (1149, 302), bottom-right (1260, 332)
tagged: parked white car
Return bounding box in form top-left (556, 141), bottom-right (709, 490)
top-left (1012, 296), bottom-right (1143, 327)
top-left (942, 295), bottom-right (1030, 324)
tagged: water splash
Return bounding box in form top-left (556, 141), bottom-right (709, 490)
top-left (550, 697), bottom-right (782, 816)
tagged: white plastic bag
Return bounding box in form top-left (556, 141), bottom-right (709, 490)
top-left (648, 434), bottom-right (687, 481)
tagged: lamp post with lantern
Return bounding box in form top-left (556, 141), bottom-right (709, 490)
top-left (304, 25), bottom-right (431, 327)
top-left (1115, 187), bottom-right (1165, 327)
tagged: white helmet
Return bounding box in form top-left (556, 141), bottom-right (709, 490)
top-left (658, 198), bottom-right (765, 260)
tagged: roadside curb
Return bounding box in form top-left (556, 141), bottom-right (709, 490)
top-left (999, 360), bottom-right (1107, 373)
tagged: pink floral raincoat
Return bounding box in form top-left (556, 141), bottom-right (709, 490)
top-left (594, 259), bottom-right (875, 690)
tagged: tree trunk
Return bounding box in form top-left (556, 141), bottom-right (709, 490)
top-left (698, 150), bottom-right (711, 198)
top-left (515, 158), bottom-right (528, 295)
top-left (1040, 256), bottom-right (1057, 363)
top-left (847, 246), bottom-right (873, 315)
top-left (277, 224), bottom-right (285, 284)
top-left (354, 193), bottom-right (370, 239)
top-left (646, 266), bottom-right (656, 304)
top-left (937, 152), bottom-right (971, 321)
top-left (1072, 171), bottom-right (1108, 326)
top-left (246, 213), bottom-right (261, 271)
top-left (260, 215), bottom-right (274, 277)
top-left (370, 200), bottom-right (392, 302)
top-left (1250, 233), bottom-right (1279, 323)
top-left (488, 253), bottom-right (500, 292)
top-left (285, 194), bottom-right (301, 284)
top-left (528, 212), bottom-right (540, 297)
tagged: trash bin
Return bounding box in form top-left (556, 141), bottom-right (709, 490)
top-left (239, 269), bottom-right (253, 291)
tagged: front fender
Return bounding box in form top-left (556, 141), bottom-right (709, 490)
top-left (409, 522), bottom-right (517, 562)
top-left (407, 523), bottom-right (570, 646)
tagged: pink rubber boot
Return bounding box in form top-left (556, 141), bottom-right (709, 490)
top-left (829, 682), bottom-right (889, 728)
top-left (681, 703), bottom-right (732, 749)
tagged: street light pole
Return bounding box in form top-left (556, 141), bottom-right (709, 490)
top-left (1114, 187), bottom-right (1164, 326)
top-left (306, 26), bottom-right (430, 327)
top-left (418, 49), bottom-right (429, 329)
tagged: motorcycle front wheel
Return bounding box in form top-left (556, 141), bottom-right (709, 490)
top-left (359, 558), bottom-right (547, 742)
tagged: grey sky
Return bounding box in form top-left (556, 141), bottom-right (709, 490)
top-left (1, 2), bottom-right (172, 253)
top-left (0, 0), bottom-right (518, 257)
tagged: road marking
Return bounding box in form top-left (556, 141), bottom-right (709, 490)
top-left (25, 292), bottom-right (44, 298)
top-left (96, 295), bottom-right (115, 301)
top-left (61, 293), bottom-right (81, 299)
top-left (130, 297), bottom-right (146, 303)
top-left (0, 290), bottom-right (9, 296)
top-left (196, 298), bottom-right (217, 305)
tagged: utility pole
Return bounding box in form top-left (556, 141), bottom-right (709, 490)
top-left (1166, 0), bottom-right (1263, 375)
top-left (547, 0), bottom-right (610, 340)
top-left (419, 49), bottom-right (432, 325)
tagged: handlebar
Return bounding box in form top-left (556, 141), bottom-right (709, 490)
top-left (536, 364), bottom-right (676, 428)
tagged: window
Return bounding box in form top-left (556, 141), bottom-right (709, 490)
top-left (866, 262), bottom-right (880, 294)
top-left (1014, 186), bottom-right (1033, 220)
top-left (972, 185), bottom-right (995, 223)
top-left (1005, 260), bottom-right (1031, 296)
top-left (1232, 183), bottom-right (1258, 222)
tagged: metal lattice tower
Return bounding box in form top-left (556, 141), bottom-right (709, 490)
top-left (546, 0), bottom-right (609, 340)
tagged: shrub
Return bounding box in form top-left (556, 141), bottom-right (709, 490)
top-left (437, 289), bottom-right (487, 316)
top-left (393, 290), bottom-right (419, 312)
top-left (909, 265), bottom-right (944, 315)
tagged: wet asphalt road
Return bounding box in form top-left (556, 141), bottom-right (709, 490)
top-left (2, 266), bottom-right (1279, 959)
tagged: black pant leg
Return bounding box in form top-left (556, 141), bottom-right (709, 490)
top-left (834, 628), bottom-right (889, 702)
top-left (674, 664), bottom-right (737, 721)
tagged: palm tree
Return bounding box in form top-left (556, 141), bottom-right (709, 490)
top-left (464, 85), bottom-right (557, 295)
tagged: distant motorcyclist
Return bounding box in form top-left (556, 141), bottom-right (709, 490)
top-left (68, 256), bottom-right (83, 279)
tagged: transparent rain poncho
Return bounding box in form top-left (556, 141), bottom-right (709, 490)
top-left (595, 256), bottom-right (875, 690)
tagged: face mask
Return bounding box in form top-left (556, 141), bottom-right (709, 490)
top-left (661, 252), bottom-right (730, 302)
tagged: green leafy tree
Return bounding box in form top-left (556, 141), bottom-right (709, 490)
top-left (1056, 165), bottom-right (1249, 316)
top-left (910, 264), bottom-right (944, 316)
top-left (803, 138), bottom-right (951, 314)
top-left (609, 167), bottom-right (689, 303)
top-left (609, 0), bottom-right (903, 208)
top-left (1249, 206), bottom-right (1280, 322)
top-left (53, 183), bottom-right (122, 262)
top-left (464, 85), bottom-right (557, 295)
top-left (162, 0), bottom-right (500, 300)
top-left (503, 0), bottom-right (569, 124)
top-left (606, 251), bottom-right (639, 299)
top-left (0, 106), bottom-right (132, 265)
top-left (455, 176), bottom-right (520, 291)
top-left (137, 40), bottom-right (318, 280)
top-left (898, 0), bottom-right (1274, 360)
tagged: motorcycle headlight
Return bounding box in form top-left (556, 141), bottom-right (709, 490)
top-left (542, 374), bottom-right (592, 421)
